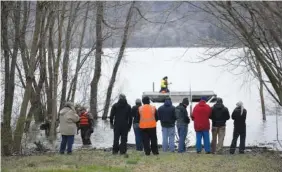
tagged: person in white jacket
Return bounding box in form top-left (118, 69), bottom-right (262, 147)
top-left (59, 102), bottom-right (79, 154)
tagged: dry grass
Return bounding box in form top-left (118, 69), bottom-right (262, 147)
top-left (1, 150), bottom-right (282, 172)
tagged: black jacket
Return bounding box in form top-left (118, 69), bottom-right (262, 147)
top-left (110, 99), bottom-right (132, 130)
top-left (232, 107), bottom-right (247, 129)
top-left (158, 99), bottom-right (176, 128)
top-left (210, 102), bottom-right (230, 127)
top-left (175, 103), bottom-right (190, 126)
top-left (131, 104), bottom-right (141, 124)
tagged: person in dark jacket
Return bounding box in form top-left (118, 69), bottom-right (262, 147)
top-left (158, 97), bottom-right (176, 152)
top-left (210, 98), bottom-right (230, 154)
top-left (175, 98), bottom-right (190, 153)
top-left (192, 96), bottom-right (212, 154)
top-left (137, 96), bottom-right (159, 156)
top-left (131, 98), bottom-right (143, 151)
top-left (230, 101), bottom-right (247, 154)
top-left (110, 94), bottom-right (132, 155)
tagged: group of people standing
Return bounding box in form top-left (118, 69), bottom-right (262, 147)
top-left (58, 102), bottom-right (94, 154)
top-left (110, 94), bottom-right (247, 156)
top-left (57, 93), bottom-right (247, 156)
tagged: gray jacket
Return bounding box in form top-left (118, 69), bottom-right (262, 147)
top-left (175, 103), bottom-right (190, 126)
top-left (59, 104), bottom-right (80, 135)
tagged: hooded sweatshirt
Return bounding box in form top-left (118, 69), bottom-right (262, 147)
top-left (210, 100), bottom-right (230, 127)
top-left (158, 99), bottom-right (176, 128)
top-left (110, 98), bottom-right (132, 129)
top-left (192, 100), bottom-right (212, 131)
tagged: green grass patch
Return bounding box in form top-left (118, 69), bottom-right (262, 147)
top-left (2, 150), bottom-right (282, 172)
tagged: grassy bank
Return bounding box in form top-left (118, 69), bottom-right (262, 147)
top-left (2, 150), bottom-right (282, 172)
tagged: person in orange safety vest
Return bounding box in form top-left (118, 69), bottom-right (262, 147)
top-left (78, 106), bottom-right (94, 145)
top-left (137, 96), bottom-right (159, 156)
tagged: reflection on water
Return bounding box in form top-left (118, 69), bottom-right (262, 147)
top-left (57, 116), bottom-right (282, 150)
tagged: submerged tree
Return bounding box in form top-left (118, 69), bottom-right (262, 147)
top-left (102, 2), bottom-right (136, 120)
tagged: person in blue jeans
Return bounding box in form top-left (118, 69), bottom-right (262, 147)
top-left (131, 99), bottom-right (143, 151)
top-left (158, 97), bottom-right (176, 152)
top-left (175, 98), bottom-right (190, 153)
top-left (59, 102), bottom-right (80, 154)
top-left (191, 97), bottom-right (212, 154)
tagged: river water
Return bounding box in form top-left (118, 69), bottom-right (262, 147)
top-left (29, 48), bottom-right (282, 151)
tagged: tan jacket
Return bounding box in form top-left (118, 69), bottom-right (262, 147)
top-left (59, 106), bottom-right (79, 135)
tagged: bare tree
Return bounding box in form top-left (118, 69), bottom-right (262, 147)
top-left (49, 2), bottom-right (66, 141)
top-left (90, 1), bottom-right (104, 119)
top-left (212, 2), bottom-right (281, 105)
top-left (13, 1), bottom-right (45, 153)
top-left (102, 2), bottom-right (136, 120)
top-left (190, 2), bottom-right (282, 107)
top-left (1, 1), bottom-right (18, 156)
top-left (59, 2), bottom-right (81, 110)
top-left (67, 2), bottom-right (90, 102)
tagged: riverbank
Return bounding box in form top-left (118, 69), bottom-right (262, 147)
top-left (2, 148), bottom-right (282, 172)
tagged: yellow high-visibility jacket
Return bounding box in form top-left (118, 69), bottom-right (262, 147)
top-left (161, 79), bottom-right (167, 88)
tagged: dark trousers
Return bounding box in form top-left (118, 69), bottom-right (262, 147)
top-left (160, 88), bottom-right (170, 93)
top-left (177, 125), bottom-right (188, 153)
top-left (80, 126), bottom-right (92, 145)
top-left (133, 123), bottom-right (143, 151)
top-left (230, 127), bottom-right (246, 154)
top-left (113, 126), bottom-right (128, 154)
top-left (141, 127), bottom-right (159, 155)
top-left (60, 135), bottom-right (74, 153)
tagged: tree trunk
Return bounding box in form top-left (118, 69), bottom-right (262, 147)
top-left (90, 1), bottom-right (104, 120)
top-left (69, 2), bottom-right (90, 102)
top-left (13, 2), bottom-right (43, 153)
top-left (102, 2), bottom-right (135, 120)
top-left (1, 1), bottom-right (14, 156)
top-left (256, 61), bottom-right (266, 120)
top-left (24, 7), bottom-right (51, 132)
top-left (59, 2), bottom-right (80, 110)
top-left (49, 2), bottom-right (66, 141)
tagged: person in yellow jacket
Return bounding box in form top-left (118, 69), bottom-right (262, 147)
top-left (137, 96), bottom-right (159, 155)
top-left (160, 76), bottom-right (170, 93)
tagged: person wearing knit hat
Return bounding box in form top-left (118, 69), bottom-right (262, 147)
top-left (230, 101), bottom-right (247, 154)
top-left (191, 97), bottom-right (212, 154)
top-left (210, 97), bottom-right (230, 154)
top-left (137, 96), bottom-right (159, 155)
top-left (175, 98), bottom-right (190, 153)
top-left (131, 98), bottom-right (143, 151)
top-left (110, 93), bottom-right (132, 155)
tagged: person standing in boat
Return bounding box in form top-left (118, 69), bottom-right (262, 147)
top-left (160, 76), bottom-right (170, 93)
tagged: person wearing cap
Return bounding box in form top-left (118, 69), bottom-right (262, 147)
top-left (160, 76), bottom-right (170, 93)
top-left (175, 98), bottom-right (190, 153)
top-left (158, 97), bottom-right (176, 152)
top-left (210, 97), bottom-right (230, 154)
top-left (137, 96), bottom-right (159, 155)
top-left (59, 102), bottom-right (80, 154)
top-left (110, 94), bottom-right (132, 155)
top-left (230, 101), bottom-right (247, 154)
top-left (131, 98), bottom-right (143, 151)
top-left (191, 96), bottom-right (212, 154)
